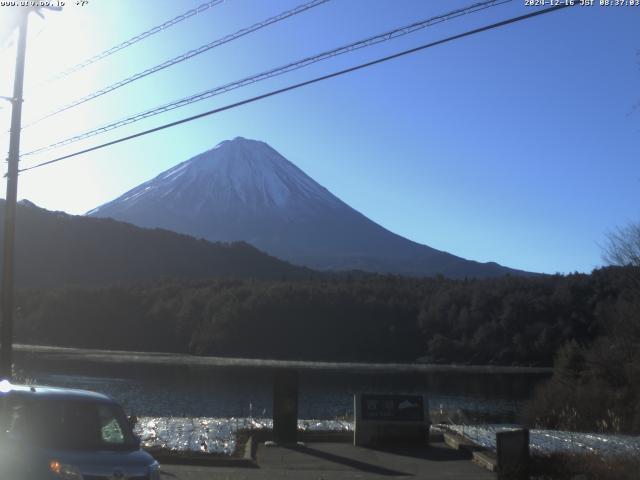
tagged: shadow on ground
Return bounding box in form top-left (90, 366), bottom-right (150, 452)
top-left (369, 444), bottom-right (472, 462)
top-left (282, 445), bottom-right (408, 476)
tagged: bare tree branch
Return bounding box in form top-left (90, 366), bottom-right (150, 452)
top-left (602, 221), bottom-right (640, 267)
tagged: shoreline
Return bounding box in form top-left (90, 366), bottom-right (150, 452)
top-left (14, 344), bottom-right (552, 374)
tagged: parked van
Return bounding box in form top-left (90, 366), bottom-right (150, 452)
top-left (0, 381), bottom-right (159, 480)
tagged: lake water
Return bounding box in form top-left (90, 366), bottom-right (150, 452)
top-left (14, 347), bottom-right (549, 421)
top-left (12, 347), bottom-right (552, 454)
top-left (446, 424), bottom-right (640, 459)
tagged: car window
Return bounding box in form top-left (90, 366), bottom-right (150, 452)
top-left (98, 404), bottom-right (125, 444)
top-left (0, 396), bottom-right (136, 451)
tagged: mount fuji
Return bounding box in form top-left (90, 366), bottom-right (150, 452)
top-left (88, 137), bottom-right (527, 278)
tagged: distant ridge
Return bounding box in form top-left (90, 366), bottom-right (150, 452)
top-left (1, 199), bottom-right (311, 288)
top-left (89, 137), bottom-right (532, 278)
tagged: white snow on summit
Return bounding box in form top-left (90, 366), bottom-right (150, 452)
top-left (92, 137), bottom-right (341, 216)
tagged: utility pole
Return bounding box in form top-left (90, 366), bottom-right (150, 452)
top-left (0, 6), bottom-right (60, 379)
top-left (0, 8), bottom-right (30, 380)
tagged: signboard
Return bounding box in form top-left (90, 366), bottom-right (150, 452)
top-left (360, 394), bottom-right (424, 422)
top-left (354, 393), bottom-right (429, 446)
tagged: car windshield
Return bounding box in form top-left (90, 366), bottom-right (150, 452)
top-left (0, 395), bottom-right (137, 451)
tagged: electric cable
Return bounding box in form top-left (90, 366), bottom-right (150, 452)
top-left (22, 0), bottom-right (331, 129)
top-left (19, 3), bottom-right (576, 174)
top-left (30, 0), bottom-right (226, 87)
top-left (21, 0), bottom-right (513, 158)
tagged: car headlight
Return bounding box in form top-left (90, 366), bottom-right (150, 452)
top-left (49, 460), bottom-right (83, 480)
top-left (148, 461), bottom-right (161, 480)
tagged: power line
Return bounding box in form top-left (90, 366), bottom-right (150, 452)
top-left (21, 0), bottom-right (512, 158)
top-left (29, 0), bottom-right (225, 87)
top-left (19, 3), bottom-right (576, 174)
top-left (22, 0), bottom-right (331, 129)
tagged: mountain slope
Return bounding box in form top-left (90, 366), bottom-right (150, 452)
top-left (89, 137), bottom-right (529, 278)
top-left (1, 199), bottom-right (311, 288)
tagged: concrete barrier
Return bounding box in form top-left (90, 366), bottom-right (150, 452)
top-left (272, 369), bottom-right (298, 445)
top-left (496, 428), bottom-right (529, 479)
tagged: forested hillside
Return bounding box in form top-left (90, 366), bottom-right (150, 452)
top-left (15, 266), bottom-right (637, 366)
top-left (524, 268), bottom-right (640, 433)
top-left (0, 200), bottom-right (312, 287)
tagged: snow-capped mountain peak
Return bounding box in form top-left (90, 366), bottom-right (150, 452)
top-left (90, 137), bottom-right (340, 217)
top-left (88, 137), bottom-right (526, 278)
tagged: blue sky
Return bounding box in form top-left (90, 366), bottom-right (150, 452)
top-left (0, 0), bottom-right (637, 274)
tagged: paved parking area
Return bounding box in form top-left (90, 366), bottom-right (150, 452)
top-left (160, 441), bottom-right (496, 479)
